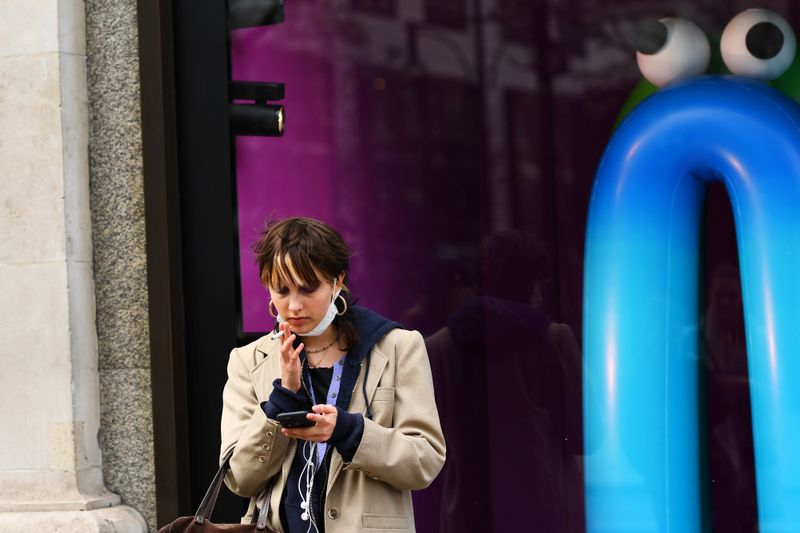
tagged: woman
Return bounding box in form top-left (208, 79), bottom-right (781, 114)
top-left (220, 216), bottom-right (446, 532)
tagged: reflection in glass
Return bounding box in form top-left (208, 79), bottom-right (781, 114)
top-left (228, 1), bottom-right (785, 530)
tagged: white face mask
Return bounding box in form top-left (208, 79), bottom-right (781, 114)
top-left (276, 279), bottom-right (342, 337)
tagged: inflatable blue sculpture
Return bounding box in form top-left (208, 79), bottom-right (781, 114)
top-left (584, 9), bottom-right (800, 533)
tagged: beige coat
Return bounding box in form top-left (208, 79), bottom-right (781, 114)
top-left (220, 328), bottom-right (446, 532)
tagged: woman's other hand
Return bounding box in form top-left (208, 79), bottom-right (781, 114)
top-left (281, 404), bottom-right (338, 441)
top-left (279, 322), bottom-right (303, 392)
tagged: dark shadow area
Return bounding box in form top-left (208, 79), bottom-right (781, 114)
top-left (703, 182), bottom-right (758, 532)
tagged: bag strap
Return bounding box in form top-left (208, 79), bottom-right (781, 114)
top-left (194, 447), bottom-right (235, 524)
top-left (255, 479), bottom-right (275, 530)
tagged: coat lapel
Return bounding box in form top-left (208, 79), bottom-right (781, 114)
top-left (327, 347), bottom-right (389, 493)
top-left (250, 337), bottom-right (278, 404)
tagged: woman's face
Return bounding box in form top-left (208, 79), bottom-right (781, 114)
top-left (268, 272), bottom-right (344, 335)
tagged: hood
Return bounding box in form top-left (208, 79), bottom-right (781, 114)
top-left (345, 305), bottom-right (402, 366)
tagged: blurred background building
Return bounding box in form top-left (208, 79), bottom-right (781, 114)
top-left (1, 0), bottom-right (796, 531)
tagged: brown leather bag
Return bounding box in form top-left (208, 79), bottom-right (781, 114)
top-left (157, 449), bottom-right (277, 532)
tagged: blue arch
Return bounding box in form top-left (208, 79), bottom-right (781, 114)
top-left (583, 76), bottom-right (800, 533)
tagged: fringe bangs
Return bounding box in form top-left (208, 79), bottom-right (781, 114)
top-left (264, 250), bottom-right (324, 290)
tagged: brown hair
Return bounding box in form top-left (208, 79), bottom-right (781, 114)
top-left (254, 216), bottom-right (358, 348)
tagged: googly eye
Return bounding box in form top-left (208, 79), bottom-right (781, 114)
top-left (635, 18), bottom-right (710, 87)
top-left (721, 9), bottom-right (796, 80)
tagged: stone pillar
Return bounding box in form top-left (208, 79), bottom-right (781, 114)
top-left (0, 1), bottom-right (147, 531)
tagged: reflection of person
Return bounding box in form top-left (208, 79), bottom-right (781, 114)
top-left (705, 265), bottom-right (747, 377)
top-left (423, 230), bottom-right (582, 533)
top-left (220, 217), bottom-right (446, 532)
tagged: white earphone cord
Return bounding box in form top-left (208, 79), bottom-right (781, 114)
top-left (297, 441), bottom-right (320, 533)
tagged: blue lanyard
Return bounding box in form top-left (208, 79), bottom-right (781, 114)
top-left (306, 357), bottom-right (345, 467)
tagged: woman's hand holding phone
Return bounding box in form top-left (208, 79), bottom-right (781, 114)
top-left (281, 404), bottom-right (338, 442)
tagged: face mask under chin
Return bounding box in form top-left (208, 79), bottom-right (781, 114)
top-left (277, 280), bottom-right (342, 337)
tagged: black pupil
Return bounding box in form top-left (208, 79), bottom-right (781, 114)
top-left (746, 21), bottom-right (784, 60)
top-left (635, 19), bottom-right (669, 55)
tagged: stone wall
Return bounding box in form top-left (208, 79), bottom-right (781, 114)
top-left (86, 0), bottom-right (157, 529)
top-left (0, 0), bottom-right (147, 530)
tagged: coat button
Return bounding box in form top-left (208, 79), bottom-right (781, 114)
top-left (327, 508), bottom-right (339, 520)
top-left (258, 456), bottom-right (267, 463)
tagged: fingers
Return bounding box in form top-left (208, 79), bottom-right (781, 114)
top-left (312, 404), bottom-right (337, 415)
top-left (282, 429), bottom-right (310, 440)
top-left (281, 407), bottom-right (336, 441)
top-left (281, 343), bottom-right (299, 364)
top-left (280, 323), bottom-right (303, 362)
top-left (280, 325), bottom-right (295, 352)
top-left (304, 407), bottom-right (334, 425)
top-left (281, 426), bottom-right (327, 441)
top-left (279, 322), bottom-right (292, 340)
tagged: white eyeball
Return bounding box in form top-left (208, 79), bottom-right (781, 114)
top-left (635, 18), bottom-right (710, 87)
top-left (721, 9), bottom-right (796, 80)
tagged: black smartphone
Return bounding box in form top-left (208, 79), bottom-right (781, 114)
top-left (276, 410), bottom-right (315, 428)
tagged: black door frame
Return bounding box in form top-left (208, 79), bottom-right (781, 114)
top-left (139, 0), bottom-right (251, 524)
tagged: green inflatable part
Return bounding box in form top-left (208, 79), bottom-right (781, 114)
top-left (770, 50), bottom-right (800, 101)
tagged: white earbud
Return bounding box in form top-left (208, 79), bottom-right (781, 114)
top-left (301, 512), bottom-right (309, 521)
top-left (300, 502), bottom-right (308, 510)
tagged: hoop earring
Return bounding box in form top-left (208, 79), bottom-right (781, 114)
top-left (268, 300), bottom-right (279, 318)
top-left (335, 294), bottom-right (348, 316)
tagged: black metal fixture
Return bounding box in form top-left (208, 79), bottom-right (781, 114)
top-left (229, 81), bottom-right (285, 136)
top-left (227, 0), bottom-right (285, 30)
top-left (226, 0), bottom-right (286, 136)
